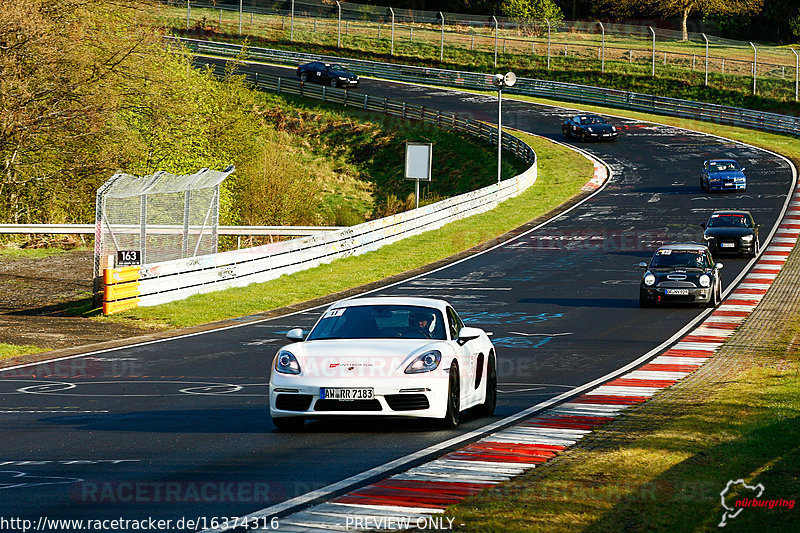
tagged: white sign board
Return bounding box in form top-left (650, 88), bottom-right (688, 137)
top-left (405, 142), bottom-right (432, 181)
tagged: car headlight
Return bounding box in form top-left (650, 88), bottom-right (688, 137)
top-left (405, 350), bottom-right (441, 374)
top-left (611, 126), bottom-right (617, 132)
top-left (703, 235), bottom-right (714, 241)
top-left (643, 273), bottom-right (656, 286)
top-left (587, 127), bottom-right (595, 133)
top-left (741, 235), bottom-right (753, 242)
top-left (699, 274), bottom-right (711, 287)
top-left (275, 350), bottom-right (301, 375)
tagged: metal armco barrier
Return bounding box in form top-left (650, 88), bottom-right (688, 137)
top-left (171, 36), bottom-right (800, 137)
top-left (0, 224), bottom-right (344, 236)
top-left (101, 53), bottom-right (538, 312)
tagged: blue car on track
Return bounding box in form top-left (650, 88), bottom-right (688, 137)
top-left (701, 159), bottom-right (747, 192)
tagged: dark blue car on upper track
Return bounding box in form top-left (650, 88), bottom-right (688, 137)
top-left (701, 159), bottom-right (747, 192)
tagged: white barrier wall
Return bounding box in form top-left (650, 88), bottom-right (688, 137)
top-left (136, 163), bottom-right (537, 306)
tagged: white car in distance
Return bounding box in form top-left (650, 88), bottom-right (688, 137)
top-left (269, 297), bottom-right (497, 430)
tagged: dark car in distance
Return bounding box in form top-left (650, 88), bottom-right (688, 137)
top-left (296, 61), bottom-right (359, 88)
top-left (639, 243), bottom-right (723, 308)
top-left (562, 114), bottom-right (618, 142)
top-left (701, 159), bottom-right (747, 192)
top-left (702, 210), bottom-right (759, 257)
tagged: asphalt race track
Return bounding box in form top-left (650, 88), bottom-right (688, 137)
top-left (0, 60), bottom-right (794, 530)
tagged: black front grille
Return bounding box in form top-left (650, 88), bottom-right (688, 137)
top-left (385, 394), bottom-right (430, 411)
top-left (314, 399), bottom-right (382, 411)
top-left (275, 394), bottom-right (313, 411)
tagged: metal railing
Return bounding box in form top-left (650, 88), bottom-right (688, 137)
top-left (173, 37), bottom-right (800, 137)
top-left (0, 224), bottom-right (344, 236)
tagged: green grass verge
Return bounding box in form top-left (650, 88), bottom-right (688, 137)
top-left (443, 320), bottom-right (800, 532)
top-left (0, 247), bottom-right (75, 260)
top-left (0, 343), bottom-right (45, 360)
top-left (98, 131), bottom-right (590, 328)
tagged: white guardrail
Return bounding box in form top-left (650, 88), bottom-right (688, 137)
top-left (0, 224), bottom-right (343, 237)
top-left (133, 167), bottom-right (537, 307)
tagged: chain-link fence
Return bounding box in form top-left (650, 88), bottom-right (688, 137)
top-left (93, 166), bottom-right (234, 280)
top-left (161, 0), bottom-right (800, 99)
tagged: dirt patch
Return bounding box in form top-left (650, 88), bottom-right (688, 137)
top-left (0, 250), bottom-right (149, 350)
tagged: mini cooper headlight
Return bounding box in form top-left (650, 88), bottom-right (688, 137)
top-left (587, 127), bottom-right (595, 133)
top-left (405, 350), bottom-right (442, 374)
top-left (275, 350), bottom-right (301, 375)
top-left (699, 274), bottom-right (711, 287)
top-left (741, 235), bottom-right (753, 242)
top-left (611, 126), bottom-right (617, 132)
top-left (643, 273), bottom-right (656, 286)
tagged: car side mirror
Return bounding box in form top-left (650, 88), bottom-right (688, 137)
top-left (286, 328), bottom-right (305, 342)
top-left (700, 223), bottom-right (706, 229)
top-left (715, 263), bottom-right (724, 270)
top-left (456, 327), bottom-right (482, 345)
top-left (638, 262), bottom-right (649, 269)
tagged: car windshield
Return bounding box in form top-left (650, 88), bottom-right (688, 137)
top-left (307, 305), bottom-right (447, 341)
top-left (329, 64), bottom-right (345, 71)
top-left (580, 116), bottom-right (606, 125)
top-left (709, 161), bottom-right (740, 172)
top-left (707, 214), bottom-right (751, 228)
top-left (650, 250), bottom-right (710, 269)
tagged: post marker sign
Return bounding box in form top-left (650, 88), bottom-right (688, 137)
top-left (405, 142), bottom-right (432, 181)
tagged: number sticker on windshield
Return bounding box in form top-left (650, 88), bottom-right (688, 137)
top-left (323, 309), bottom-right (345, 319)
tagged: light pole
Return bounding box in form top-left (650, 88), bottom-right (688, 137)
top-left (439, 12), bottom-right (445, 62)
top-left (545, 19), bottom-right (551, 70)
top-left (389, 7), bottom-right (395, 55)
top-left (702, 33), bottom-right (709, 86)
top-left (493, 16), bottom-right (498, 68)
top-left (750, 42), bottom-right (757, 95)
top-left (598, 21), bottom-right (605, 73)
top-left (792, 48), bottom-right (799, 102)
top-left (290, 0), bottom-right (295, 41)
top-left (649, 26), bottom-right (655, 77)
top-left (492, 72), bottom-right (517, 184)
top-left (336, 1), bottom-right (342, 48)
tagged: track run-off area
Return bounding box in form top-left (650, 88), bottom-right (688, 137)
top-left (0, 60), bottom-right (795, 531)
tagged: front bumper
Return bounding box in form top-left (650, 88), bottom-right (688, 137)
top-left (641, 285), bottom-right (712, 305)
top-left (706, 181), bottom-right (746, 191)
top-left (269, 375), bottom-right (448, 419)
top-left (584, 131), bottom-right (618, 141)
top-left (706, 240), bottom-right (754, 255)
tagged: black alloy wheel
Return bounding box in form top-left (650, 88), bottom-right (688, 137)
top-left (300, 71), bottom-right (309, 82)
top-left (441, 363), bottom-right (460, 428)
top-left (330, 78), bottom-right (339, 88)
top-left (475, 353), bottom-right (497, 416)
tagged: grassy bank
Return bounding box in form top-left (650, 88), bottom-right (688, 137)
top-left (99, 131), bottom-right (590, 329)
top-left (443, 301), bottom-right (800, 532)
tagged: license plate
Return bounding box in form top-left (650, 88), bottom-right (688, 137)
top-left (721, 242), bottom-right (735, 248)
top-left (665, 289), bottom-right (689, 295)
top-left (320, 387), bottom-right (374, 400)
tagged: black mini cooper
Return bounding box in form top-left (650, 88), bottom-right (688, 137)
top-left (639, 244), bottom-right (723, 308)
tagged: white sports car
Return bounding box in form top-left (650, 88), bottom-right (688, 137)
top-left (269, 297), bottom-right (497, 430)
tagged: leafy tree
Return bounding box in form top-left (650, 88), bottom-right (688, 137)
top-left (603, 0), bottom-right (764, 40)
top-left (502, 0), bottom-right (564, 35)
